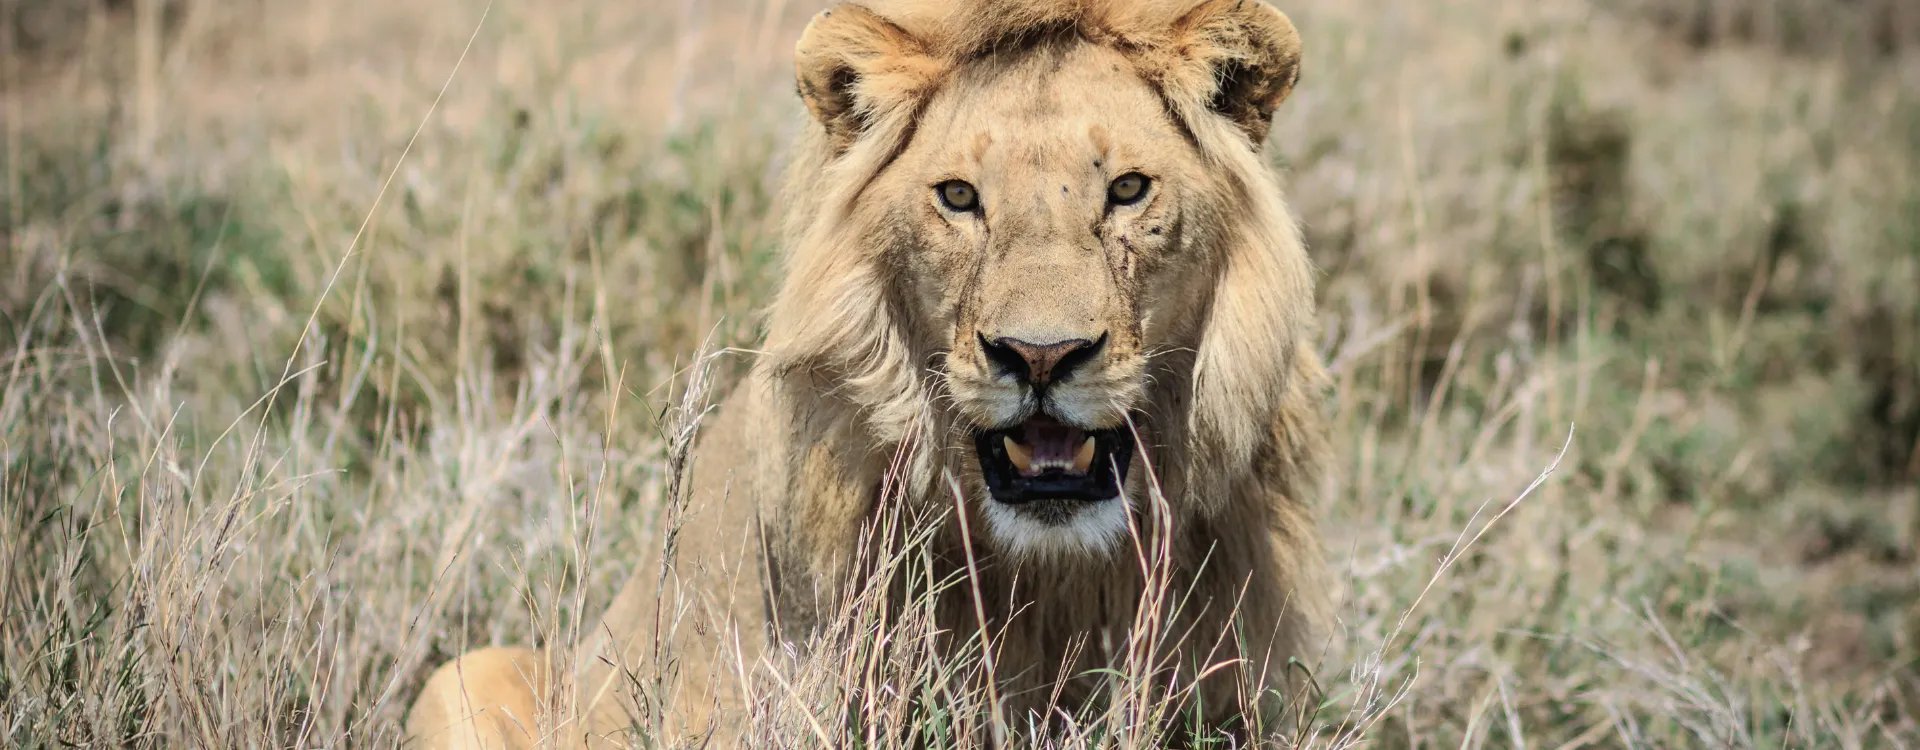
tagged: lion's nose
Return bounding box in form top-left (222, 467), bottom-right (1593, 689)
top-left (979, 333), bottom-right (1106, 387)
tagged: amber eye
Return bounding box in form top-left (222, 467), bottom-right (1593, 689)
top-left (1108, 173), bottom-right (1150, 206)
top-left (937, 180), bottom-right (979, 212)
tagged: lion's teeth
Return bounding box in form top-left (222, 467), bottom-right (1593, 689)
top-left (1073, 437), bottom-right (1096, 473)
top-left (1003, 436), bottom-right (1033, 474)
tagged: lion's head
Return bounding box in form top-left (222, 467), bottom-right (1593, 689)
top-left (766, 0), bottom-right (1320, 557)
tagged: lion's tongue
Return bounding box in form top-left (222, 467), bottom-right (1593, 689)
top-left (1004, 420), bottom-right (1093, 477)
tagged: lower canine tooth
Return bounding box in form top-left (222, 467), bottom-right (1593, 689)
top-left (1073, 437), bottom-right (1096, 473)
top-left (1003, 436), bottom-right (1033, 474)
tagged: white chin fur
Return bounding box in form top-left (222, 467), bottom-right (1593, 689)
top-left (980, 492), bottom-right (1130, 559)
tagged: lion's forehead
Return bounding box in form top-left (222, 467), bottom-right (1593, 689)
top-left (910, 44), bottom-right (1186, 190)
top-left (933, 46), bottom-right (1154, 128)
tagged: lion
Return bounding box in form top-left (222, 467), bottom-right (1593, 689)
top-left (403, 0), bottom-right (1332, 745)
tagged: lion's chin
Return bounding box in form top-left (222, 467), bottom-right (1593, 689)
top-left (980, 492), bottom-right (1131, 559)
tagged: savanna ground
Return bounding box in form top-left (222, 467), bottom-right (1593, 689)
top-left (4, 0), bottom-right (1918, 746)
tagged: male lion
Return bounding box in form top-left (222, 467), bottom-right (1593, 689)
top-left (405, 0), bottom-right (1331, 745)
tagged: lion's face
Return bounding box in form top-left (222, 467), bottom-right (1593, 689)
top-left (871, 43), bottom-right (1228, 553)
top-left (777, 0), bottom-right (1312, 558)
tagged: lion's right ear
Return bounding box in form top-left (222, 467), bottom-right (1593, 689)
top-left (795, 4), bottom-right (941, 153)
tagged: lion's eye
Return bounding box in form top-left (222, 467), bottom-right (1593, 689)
top-left (1108, 173), bottom-right (1150, 206)
top-left (937, 180), bottom-right (979, 212)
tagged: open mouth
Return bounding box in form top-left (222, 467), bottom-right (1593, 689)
top-left (972, 416), bottom-right (1133, 505)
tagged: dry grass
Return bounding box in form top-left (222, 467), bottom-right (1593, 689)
top-left (3, 0), bottom-right (1917, 746)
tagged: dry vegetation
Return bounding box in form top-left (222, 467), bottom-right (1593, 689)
top-left (4, 0), bottom-right (1918, 746)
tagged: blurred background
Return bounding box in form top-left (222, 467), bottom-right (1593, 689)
top-left (3, 0), bottom-right (1917, 745)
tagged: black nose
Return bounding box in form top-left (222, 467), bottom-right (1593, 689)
top-left (979, 333), bottom-right (1105, 387)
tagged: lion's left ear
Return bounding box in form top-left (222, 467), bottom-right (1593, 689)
top-left (1164, 0), bottom-right (1303, 146)
top-left (795, 4), bottom-right (942, 154)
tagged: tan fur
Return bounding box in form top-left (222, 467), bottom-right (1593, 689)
top-left (405, 0), bottom-right (1330, 746)
top-left (404, 647), bottom-right (548, 749)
